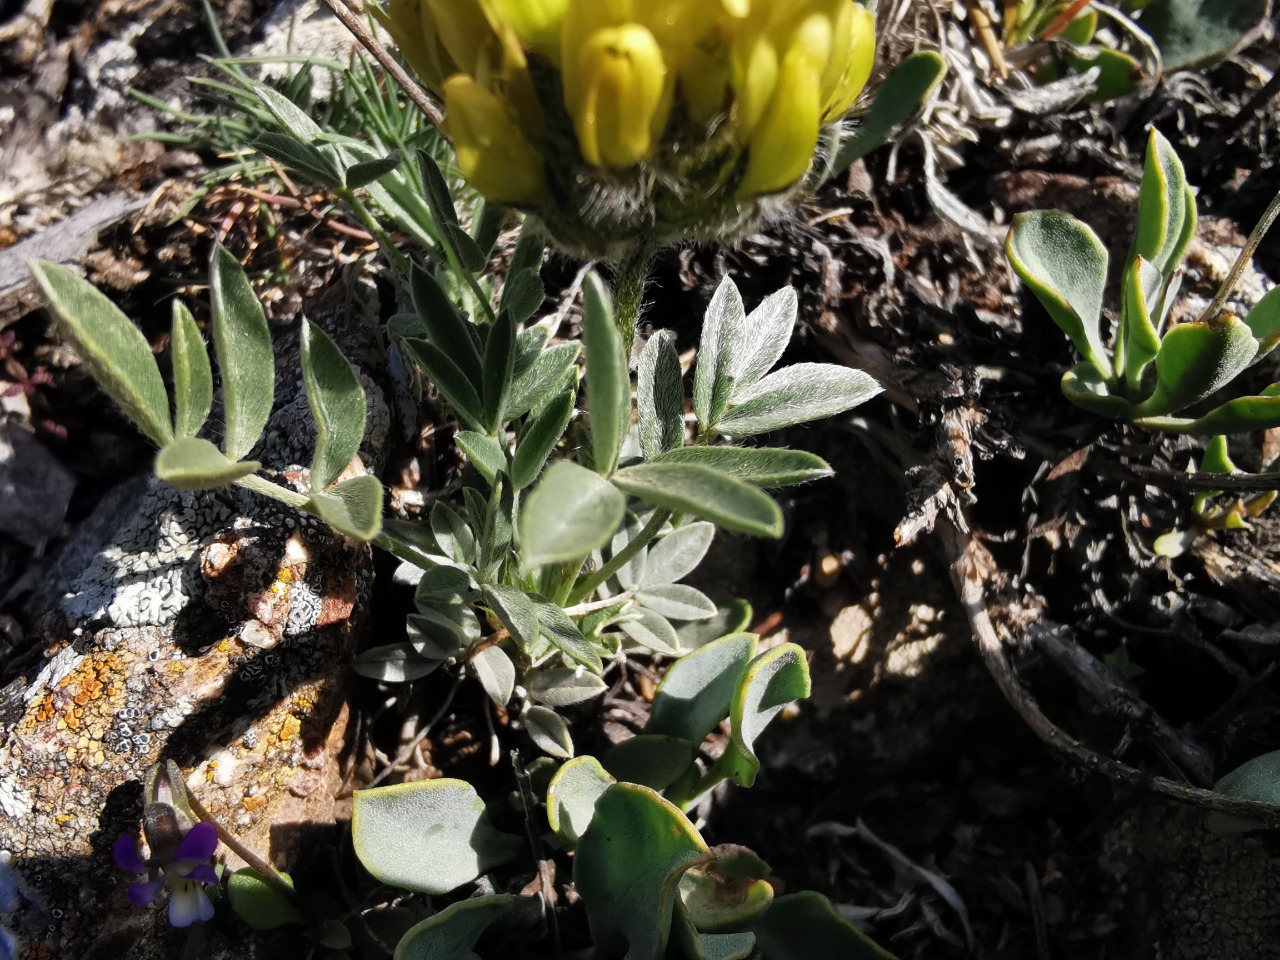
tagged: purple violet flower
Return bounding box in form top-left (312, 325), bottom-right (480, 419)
top-left (114, 817), bottom-right (220, 927)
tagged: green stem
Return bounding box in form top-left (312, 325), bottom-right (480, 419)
top-left (567, 508), bottom-right (671, 605)
top-left (664, 754), bottom-right (732, 811)
top-left (236, 473), bottom-right (310, 509)
top-left (340, 189), bottom-right (412, 277)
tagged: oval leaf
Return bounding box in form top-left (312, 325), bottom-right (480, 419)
top-left (717, 364), bottom-right (882, 437)
top-left (301, 318), bottom-right (366, 490)
top-left (612, 463), bottom-right (783, 538)
top-left (647, 633), bottom-right (758, 743)
top-left (654, 446), bottom-right (833, 487)
top-left (525, 705), bottom-right (574, 759)
top-left (29, 260), bottom-right (173, 446)
top-left (395, 895), bottom-right (515, 960)
top-left (308, 474), bottom-right (384, 541)
top-left (472, 645), bottom-right (516, 706)
top-left (210, 244), bottom-right (274, 460)
top-left (352, 643), bottom-right (443, 683)
top-left (529, 667), bottom-right (607, 707)
top-left (643, 522), bottom-right (716, 586)
top-left (227, 869), bottom-right (303, 931)
top-left (521, 460), bottom-right (626, 567)
top-left (155, 437), bottom-right (260, 490)
top-left (1133, 316), bottom-right (1258, 418)
top-left (583, 272), bottom-right (630, 477)
top-left (352, 780), bottom-right (521, 895)
top-left (547, 755), bottom-right (615, 847)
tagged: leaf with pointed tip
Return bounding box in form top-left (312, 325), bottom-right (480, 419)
top-left (521, 460), bottom-right (626, 567)
top-left (308, 474), bottom-right (383, 540)
top-left (637, 584), bottom-right (717, 621)
top-left (472, 645), bottom-right (516, 706)
top-left (1007, 211), bottom-right (1111, 376)
top-left (28, 260), bottom-right (173, 446)
top-left (618, 607), bottom-right (682, 655)
top-left (352, 780), bottom-right (521, 895)
top-left (1172, 392), bottom-right (1280, 435)
top-left (583, 272), bottom-right (630, 476)
top-left (394, 895), bottom-right (515, 960)
top-left (723, 644), bottom-right (811, 788)
top-left (576, 784), bottom-right (710, 960)
top-left (430, 501), bottom-right (477, 565)
top-left (637, 332), bottom-right (685, 460)
top-left (403, 337), bottom-right (485, 431)
top-left (511, 389), bottom-right (574, 489)
top-left (155, 437), bottom-right (260, 490)
top-left (529, 667), bottom-right (608, 706)
top-left (547, 755), bottom-right (614, 848)
top-left (483, 309), bottom-right (516, 432)
top-left (831, 51), bottom-right (947, 168)
top-left (642, 522), bottom-right (716, 586)
top-left (1136, 128), bottom-right (1195, 278)
top-left (500, 228), bottom-right (546, 323)
top-left (210, 245), bottom-right (274, 460)
top-left (252, 82), bottom-right (323, 140)
top-left (301, 319), bottom-right (365, 490)
top-left (654, 446), bottom-right (832, 487)
top-left (531, 594), bottom-right (604, 673)
top-left (409, 264), bottom-right (482, 385)
top-left (694, 277), bottom-right (746, 431)
top-left (484, 584), bottom-right (540, 651)
top-left (1133, 316), bottom-right (1258, 418)
top-left (251, 133), bottom-right (341, 187)
top-left (647, 633), bottom-right (758, 743)
top-left (345, 150), bottom-right (402, 189)
top-left (170, 301), bottom-right (212, 439)
top-left (525, 705), bottom-right (574, 759)
top-left (717, 364), bottom-right (882, 436)
top-left (417, 149), bottom-right (461, 229)
top-left (613, 463), bottom-right (783, 538)
top-left (456, 430), bottom-right (507, 486)
top-left (507, 342), bottom-right (579, 419)
top-left (731, 287), bottom-right (798, 389)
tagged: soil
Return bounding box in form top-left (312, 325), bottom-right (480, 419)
top-left (3, 1), bottom-right (1280, 959)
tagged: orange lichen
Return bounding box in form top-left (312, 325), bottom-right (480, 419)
top-left (279, 715), bottom-right (301, 743)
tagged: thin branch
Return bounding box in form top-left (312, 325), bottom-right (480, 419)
top-left (944, 522), bottom-right (1280, 827)
top-left (317, 0), bottom-right (444, 128)
top-left (1123, 462), bottom-right (1280, 494)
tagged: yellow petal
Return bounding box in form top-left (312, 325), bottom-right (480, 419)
top-left (821, 3), bottom-right (875, 121)
top-left (373, 0), bottom-right (448, 91)
top-left (424, 0), bottom-right (495, 77)
top-left (443, 75), bottom-right (546, 205)
top-left (737, 44), bottom-right (822, 195)
top-left (482, 0), bottom-right (570, 58)
top-left (566, 24), bottom-right (668, 169)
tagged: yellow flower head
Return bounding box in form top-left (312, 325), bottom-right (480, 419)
top-left (374, 0), bottom-right (876, 255)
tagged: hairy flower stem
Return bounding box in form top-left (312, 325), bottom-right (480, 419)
top-left (611, 248), bottom-right (653, 350)
top-left (568, 508), bottom-right (672, 605)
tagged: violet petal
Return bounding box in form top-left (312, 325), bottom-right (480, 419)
top-left (113, 834), bottom-right (147, 874)
top-left (127, 877), bottom-right (165, 907)
top-left (174, 822), bottom-right (218, 863)
top-left (186, 864), bottom-right (220, 885)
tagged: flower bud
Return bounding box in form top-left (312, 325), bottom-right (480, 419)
top-left (443, 75), bottom-right (547, 205)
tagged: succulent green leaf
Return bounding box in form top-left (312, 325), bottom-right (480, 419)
top-left (576, 783), bottom-right (710, 960)
top-left (307, 474), bottom-right (383, 541)
top-left (482, 309), bottom-right (516, 433)
top-left (352, 642), bottom-right (442, 683)
top-left (583, 272), bottom-right (630, 476)
top-left (676, 601), bottom-right (754, 652)
top-left (1120, 256), bottom-right (1164, 387)
top-left (1172, 393), bottom-right (1280, 435)
top-left (529, 667), bottom-right (608, 706)
top-left (1209, 749), bottom-right (1280, 834)
top-left (170, 301), bottom-right (212, 439)
top-left (352, 780), bottom-right (521, 895)
top-left (694, 277), bottom-right (746, 431)
top-left (456, 430), bottom-right (507, 487)
top-left (227, 869), bottom-right (303, 931)
top-left (1136, 129), bottom-right (1195, 278)
top-left (521, 460), bottom-right (626, 567)
top-left (637, 331), bottom-right (686, 461)
top-left (1132, 316), bottom-right (1258, 418)
top-left (525, 705), bottom-right (574, 759)
top-left (724, 644), bottom-right (811, 788)
top-left (472, 645), bottom-right (516, 706)
top-left (1061, 362), bottom-right (1134, 418)
top-left (618, 607), bottom-right (682, 655)
top-left (404, 337), bottom-right (486, 431)
top-left (604, 734), bottom-right (698, 790)
top-left (210, 244), bottom-right (274, 460)
top-left (483, 584), bottom-right (540, 651)
top-left (547, 755), bottom-right (615, 848)
top-left (613, 463), bottom-right (783, 538)
top-left (1006, 211), bottom-right (1111, 376)
top-left (531, 594), bottom-right (604, 673)
top-left (643, 522), bottom-right (716, 586)
top-left (301, 318), bottom-right (366, 489)
top-left (1244, 286), bottom-right (1280, 355)
top-left (394, 895), bottom-right (516, 960)
top-left (409, 264), bottom-right (483, 385)
top-left (718, 364), bottom-right (882, 437)
top-left (637, 584), bottom-right (718, 621)
top-left (751, 892), bottom-right (898, 960)
top-left (28, 260), bottom-right (173, 446)
top-left (506, 343), bottom-right (580, 419)
top-left (831, 51), bottom-right (947, 167)
top-left (345, 150), bottom-right (402, 189)
top-left (673, 910), bottom-right (757, 960)
top-left (155, 437), bottom-right (260, 490)
top-left (680, 850), bottom-right (774, 933)
top-left (654, 446), bottom-right (833, 487)
top-left (648, 633), bottom-right (759, 743)
top-left (1136, 0), bottom-right (1269, 71)
top-left (511, 389), bottom-right (574, 489)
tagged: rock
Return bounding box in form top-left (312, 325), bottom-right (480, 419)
top-left (0, 283), bottom-right (390, 958)
top-left (0, 422), bottom-right (74, 546)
